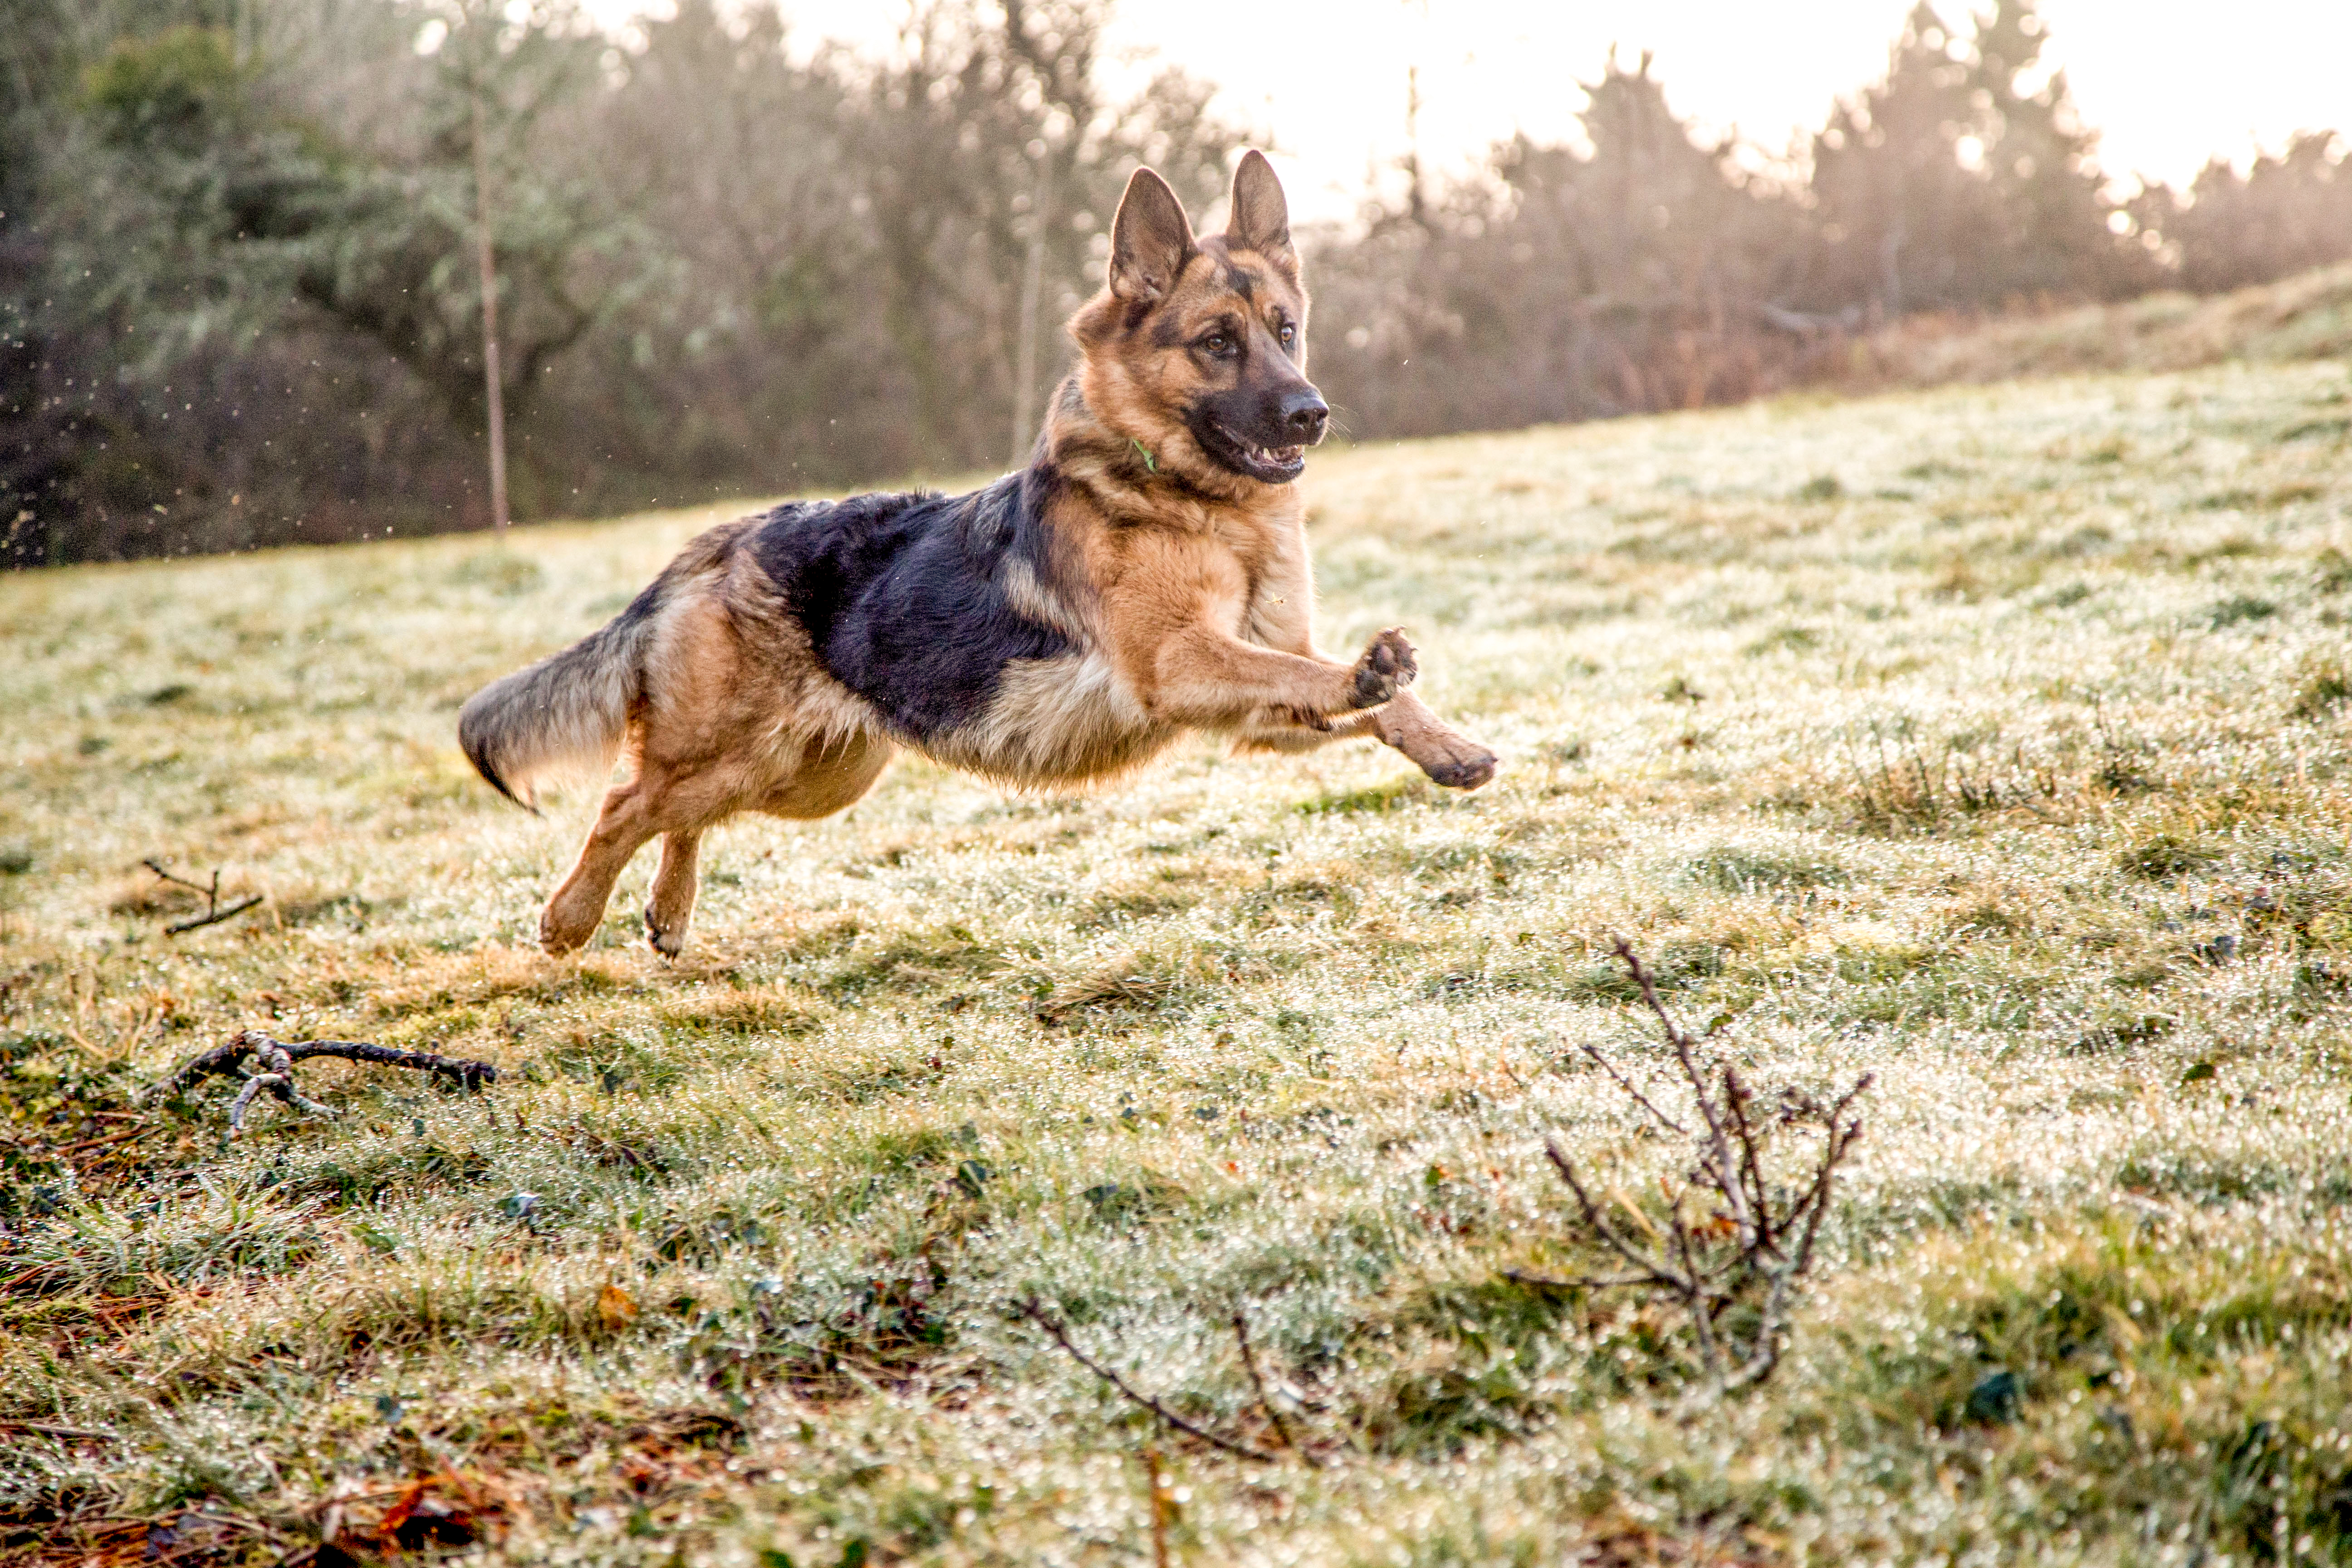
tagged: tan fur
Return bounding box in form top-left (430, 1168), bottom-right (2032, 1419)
top-left (482, 153), bottom-right (1498, 956)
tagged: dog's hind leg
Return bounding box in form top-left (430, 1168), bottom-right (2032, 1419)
top-left (542, 776), bottom-right (664, 956)
top-left (542, 752), bottom-right (747, 956)
top-left (644, 829), bottom-right (702, 957)
top-left (608, 733), bottom-right (889, 958)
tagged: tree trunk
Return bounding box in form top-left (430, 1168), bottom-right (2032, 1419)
top-left (473, 89), bottom-right (510, 533)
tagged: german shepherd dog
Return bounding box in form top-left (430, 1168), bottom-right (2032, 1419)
top-left (458, 152), bottom-right (1498, 956)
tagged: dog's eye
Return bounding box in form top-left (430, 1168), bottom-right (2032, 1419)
top-left (1278, 323), bottom-right (1296, 348)
top-left (1201, 333), bottom-right (1232, 356)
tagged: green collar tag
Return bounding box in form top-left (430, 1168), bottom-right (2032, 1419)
top-left (1129, 437), bottom-right (1158, 475)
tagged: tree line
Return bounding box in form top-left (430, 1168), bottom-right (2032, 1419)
top-left (1310, 4), bottom-right (2352, 439)
top-left (4, 0), bottom-right (2347, 566)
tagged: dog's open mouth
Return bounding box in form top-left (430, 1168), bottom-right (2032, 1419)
top-left (1198, 420), bottom-right (1308, 484)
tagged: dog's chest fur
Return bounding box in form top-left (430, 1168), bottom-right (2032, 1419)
top-left (1227, 510), bottom-right (1313, 650)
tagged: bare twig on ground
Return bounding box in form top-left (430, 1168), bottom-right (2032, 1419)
top-left (1541, 939), bottom-right (1870, 1393)
top-left (1231, 1310), bottom-right (1310, 1461)
top-left (51, 1125), bottom-right (152, 1157)
top-left (0, 1419), bottom-right (114, 1442)
top-left (148, 1029), bottom-right (499, 1130)
top-left (1497, 1266), bottom-right (1652, 1292)
top-left (1141, 1447), bottom-right (1172, 1568)
top-left (167, 896), bottom-right (264, 935)
top-left (142, 858), bottom-right (264, 935)
top-left (1014, 1297), bottom-right (1279, 1463)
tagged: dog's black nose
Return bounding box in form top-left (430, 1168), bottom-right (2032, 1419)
top-left (1280, 389), bottom-right (1329, 442)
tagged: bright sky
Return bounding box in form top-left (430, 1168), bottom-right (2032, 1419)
top-left (599, 0), bottom-right (2352, 224)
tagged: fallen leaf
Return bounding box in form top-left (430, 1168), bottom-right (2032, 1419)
top-left (599, 1282), bottom-right (639, 1330)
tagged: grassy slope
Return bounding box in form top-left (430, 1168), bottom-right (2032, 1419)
top-left (4, 360), bottom-right (2352, 1565)
top-left (1846, 260), bottom-right (2352, 392)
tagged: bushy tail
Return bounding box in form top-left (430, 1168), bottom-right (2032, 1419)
top-left (459, 520), bottom-right (752, 810)
top-left (459, 588), bottom-right (662, 811)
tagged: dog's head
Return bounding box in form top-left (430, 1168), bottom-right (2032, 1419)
top-left (1069, 151), bottom-right (1325, 488)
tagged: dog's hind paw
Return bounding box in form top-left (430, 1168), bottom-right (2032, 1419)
top-left (539, 909), bottom-right (594, 957)
top-left (643, 908), bottom-right (686, 959)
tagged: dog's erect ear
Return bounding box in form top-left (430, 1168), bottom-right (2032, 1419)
top-left (1109, 167), bottom-right (1195, 305)
top-left (1225, 150), bottom-right (1292, 268)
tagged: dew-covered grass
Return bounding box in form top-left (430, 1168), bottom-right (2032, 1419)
top-left (4, 360), bottom-right (2352, 1564)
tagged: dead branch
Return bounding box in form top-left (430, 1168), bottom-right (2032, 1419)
top-left (1577, 1041), bottom-right (1687, 1135)
top-left (51, 1125), bottom-right (152, 1158)
top-left (1141, 1448), bottom-right (1173, 1568)
top-left (142, 858), bottom-right (264, 935)
top-left (148, 1030), bottom-right (499, 1131)
top-left (1014, 1297), bottom-right (1278, 1464)
top-left (0, 1419), bottom-right (115, 1442)
top-left (1231, 1309), bottom-right (1310, 1462)
top-left (1540, 939), bottom-right (1871, 1394)
top-left (1497, 1266), bottom-right (1655, 1292)
top-left (168, 896), bottom-right (264, 935)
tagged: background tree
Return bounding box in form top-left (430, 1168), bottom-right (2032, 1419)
top-left (1311, 50), bottom-right (1812, 437)
top-left (281, 0), bottom-right (637, 520)
top-left (1808, 0), bottom-right (2135, 316)
top-left (2130, 133), bottom-right (2352, 295)
top-left (1, 0), bottom-right (93, 565)
top-left (848, 0), bottom-right (1235, 469)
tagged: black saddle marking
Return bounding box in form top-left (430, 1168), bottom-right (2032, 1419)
top-left (750, 470), bottom-right (1073, 741)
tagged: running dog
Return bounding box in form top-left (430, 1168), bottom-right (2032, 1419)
top-left (458, 152), bottom-right (1499, 956)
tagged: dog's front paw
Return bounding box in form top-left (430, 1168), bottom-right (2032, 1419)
top-left (1417, 733), bottom-right (1499, 791)
top-left (1349, 627), bottom-right (1419, 709)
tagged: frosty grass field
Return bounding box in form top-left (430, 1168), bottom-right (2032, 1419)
top-left (5, 358), bottom-right (2352, 1564)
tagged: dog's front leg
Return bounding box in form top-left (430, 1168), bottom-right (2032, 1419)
top-left (1360, 689), bottom-right (1498, 789)
top-left (1237, 690), bottom-right (1497, 790)
top-left (1142, 623), bottom-right (1416, 728)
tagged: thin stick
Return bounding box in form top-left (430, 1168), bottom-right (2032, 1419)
top-left (1667, 1199), bottom-right (1721, 1377)
top-left (1542, 1140), bottom-right (1674, 1284)
top-left (1142, 1447), bottom-right (1171, 1568)
top-left (142, 859), bottom-right (264, 934)
top-left (51, 1126), bottom-right (150, 1157)
top-left (1612, 937), bottom-right (1694, 1055)
top-left (1618, 939), bottom-right (1751, 1234)
top-left (141, 859), bottom-right (215, 898)
top-left (1577, 1041), bottom-right (1687, 1136)
top-left (0, 1420), bottom-right (113, 1442)
top-left (167, 896), bottom-right (263, 936)
top-left (1720, 1268), bottom-right (1793, 1394)
top-left (1231, 1310), bottom-right (1305, 1460)
top-left (1015, 1298), bottom-right (1276, 1464)
top-left (1722, 1067), bottom-right (1775, 1248)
